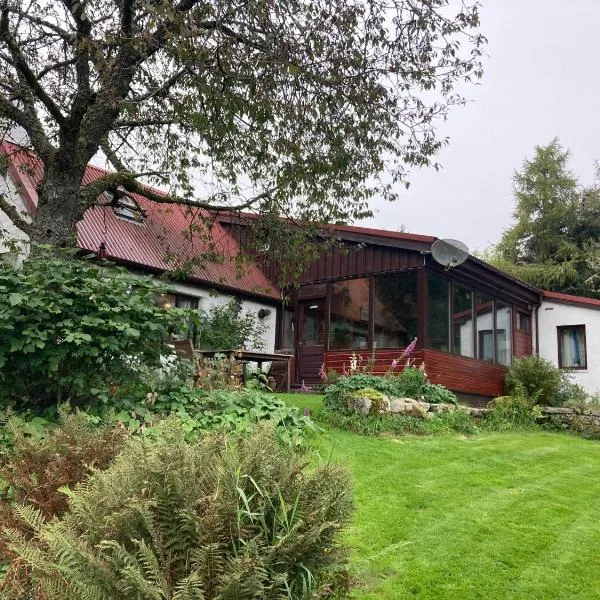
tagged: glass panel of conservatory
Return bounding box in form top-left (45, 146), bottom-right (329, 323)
top-left (452, 284), bottom-right (473, 357)
top-left (428, 272), bottom-right (449, 351)
top-left (329, 278), bottom-right (370, 350)
top-left (475, 291), bottom-right (494, 361)
top-left (373, 271), bottom-right (418, 348)
top-left (495, 301), bottom-right (512, 366)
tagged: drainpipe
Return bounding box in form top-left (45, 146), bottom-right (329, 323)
top-left (534, 294), bottom-right (542, 356)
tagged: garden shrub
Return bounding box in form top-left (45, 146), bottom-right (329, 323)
top-left (3, 424), bottom-right (352, 600)
top-left (195, 298), bottom-right (266, 350)
top-left (484, 390), bottom-right (541, 431)
top-left (103, 388), bottom-right (318, 448)
top-left (422, 383), bottom-right (458, 405)
top-left (505, 355), bottom-right (563, 406)
top-left (393, 365), bottom-right (428, 398)
top-left (0, 254), bottom-right (185, 409)
top-left (323, 368), bottom-right (456, 413)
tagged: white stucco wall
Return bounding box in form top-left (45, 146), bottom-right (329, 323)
top-left (537, 300), bottom-right (600, 395)
top-left (171, 281), bottom-right (277, 353)
top-left (0, 174), bottom-right (30, 265)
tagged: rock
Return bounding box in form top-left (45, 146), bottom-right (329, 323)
top-left (429, 403), bottom-right (456, 413)
top-left (468, 407), bottom-right (490, 418)
top-left (487, 396), bottom-right (512, 408)
top-left (390, 398), bottom-right (427, 418)
top-left (372, 398), bottom-right (391, 415)
top-left (541, 407), bottom-right (573, 415)
top-left (418, 401), bottom-right (431, 412)
top-left (350, 397), bottom-right (371, 416)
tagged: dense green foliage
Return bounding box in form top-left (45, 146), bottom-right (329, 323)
top-left (195, 299), bottom-right (266, 351)
top-left (484, 394), bottom-right (541, 431)
top-left (487, 139), bottom-right (600, 296)
top-left (319, 407), bottom-right (475, 437)
top-left (0, 256), bottom-right (183, 409)
top-left (1, 0), bottom-right (484, 269)
top-left (323, 370), bottom-right (457, 413)
top-left (282, 394), bottom-right (600, 599)
top-left (505, 355), bottom-right (565, 406)
top-left (4, 425), bottom-right (352, 600)
top-left (108, 388), bottom-right (318, 448)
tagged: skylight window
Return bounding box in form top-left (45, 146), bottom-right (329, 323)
top-left (110, 190), bottom-right (146, 223)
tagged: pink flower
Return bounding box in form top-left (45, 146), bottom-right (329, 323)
top-left (300, 380), bottom-right (309, 392)
top-left (400, 337), bottom-right (418, 361)
top-left (303, 408), bottom-right (312, 417)
top-left (391, 358), bottom-right (398, 369)
top-left (318, 363), bottom-right (328, 382)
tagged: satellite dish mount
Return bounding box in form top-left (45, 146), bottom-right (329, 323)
top-left (430, 238), bottom-right (469, 270)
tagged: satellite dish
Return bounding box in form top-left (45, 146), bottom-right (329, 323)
top-left (431, 238), bottom-right (469, 269)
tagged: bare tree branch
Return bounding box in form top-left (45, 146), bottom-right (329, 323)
top-left (0, 7), bottom-right (66, 126)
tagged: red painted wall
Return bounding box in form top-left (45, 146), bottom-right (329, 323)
top-left (324, 348), bottom-right (506, 398)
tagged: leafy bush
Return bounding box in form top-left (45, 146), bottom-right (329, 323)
top-left (393, 366), bottom-right (428, 398)
top-left (3, 425), bottom-right (352, 599)
top-left (0, 409), bottom-right (125, 592)
top-left (0, 254), bottom-right (184, 409)
top-left (324, 368), bottom-right (456, 413)
top-left (196, 298), bottom-right (266, 350)
top-left (323, 374), bottom-right (402, 412)
top-left (319, 407), bottom-right (475, 436)
top-left (505, 356), bottom-right (563, 406)
top-left (422, 383), bottom-right (458, 405)
top-left (105, 388), bottom-right (318, 448)
top-left (484, 392), bottom-right (541, 431)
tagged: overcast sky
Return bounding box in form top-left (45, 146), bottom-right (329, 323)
top-left (363, 0), bottom-right (600, 253)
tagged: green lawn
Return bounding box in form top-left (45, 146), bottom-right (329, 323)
top-left (281, 393), bottom-right (600, 599)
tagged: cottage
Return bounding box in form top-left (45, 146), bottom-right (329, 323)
top-left (2, 141), bottom-right (600, 401)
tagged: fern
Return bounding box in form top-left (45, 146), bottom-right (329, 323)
top-left (2, 423), bottom-right (352, 599)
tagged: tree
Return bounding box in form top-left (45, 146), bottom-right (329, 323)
top-left (487, 139), bottom-right (600, 297)
top-left (0, 0), bottom-right (485, 254)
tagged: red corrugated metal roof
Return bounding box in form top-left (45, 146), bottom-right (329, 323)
top-left (219, 210), bottom-right (437, 244)
top-left (542, 290), bottom-right (600, 308)
top-left (1, 142), bottom-right (279, 300)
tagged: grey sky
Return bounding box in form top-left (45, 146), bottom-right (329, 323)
top-left (363, 0), bottom-right (600, 253)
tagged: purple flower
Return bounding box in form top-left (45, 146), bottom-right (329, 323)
top-left (400, 337), bottom-right (418, 361)
top-left (303, 408), bottom-right (312, 417)
top-left (391, 358), bottom-right (398, 369)
top-left (300, 380), bottom-right (309, 393)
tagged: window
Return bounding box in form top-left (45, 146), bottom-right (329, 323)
top-left (329, 278), bottom-right (370, 350)
top-left (495, 301), bottom-right (512, 366)
top-left (157, 293), bottom-right (199, 340)
top-left (558, 325), bottom-right (587, 369)
top-left (373, 271), bottom-right (417, 348)
top-left (112, 192), bottom-right (146, 223)
top-left (517, 312), bottom-right (531, 333)
top-left (452, 284), bottom-right (473, 358)
top-left (428, 272), bottom-right (450, 351)
top-left (474, 291), bottom-right (494, 361)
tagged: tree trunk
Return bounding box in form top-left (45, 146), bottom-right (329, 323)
top-left (30, 161), bottom-right (86, 252)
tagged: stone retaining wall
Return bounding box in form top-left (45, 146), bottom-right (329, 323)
top-left (348, 392), bottom-right (600, 437)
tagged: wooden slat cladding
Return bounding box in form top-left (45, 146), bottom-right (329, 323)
top-left (324, 348), bottom-right (506, 398)
top-left (422, 350), bottom-right (506, 397)
top-left (302, 243), bottom-right (423, 283)
top-left (325, 349), bottom-right (425, 376)
top-left (514, 331), bottom-right (532, 357)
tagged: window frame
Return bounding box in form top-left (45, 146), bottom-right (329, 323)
top-left (516, 311), bottom-right (531, 333)
top-left (557, 324), bottom-right (587, 370)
